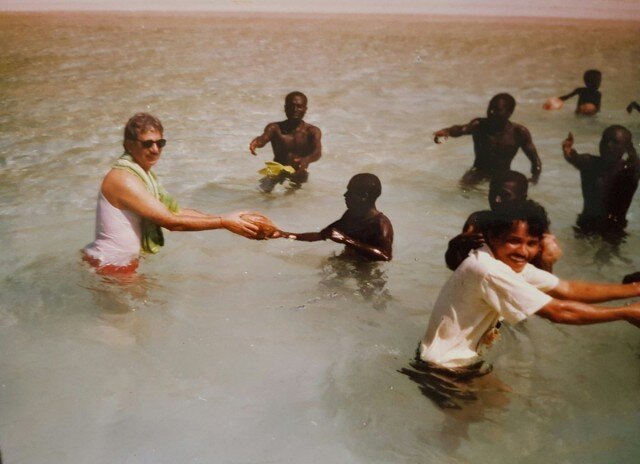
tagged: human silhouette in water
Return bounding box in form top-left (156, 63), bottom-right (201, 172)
top-left (557, 69), bottom-right (602, 115)
top-left (249, 91), bottom-right (322, 192)
top-left (282, 173), bottom-right (393, 261)
top-left (445, 170), bottom-right (561, 272)
top-left (562, 125), bottom-right (639, 239)
top-left (434, 93), bottom-right (542, 187)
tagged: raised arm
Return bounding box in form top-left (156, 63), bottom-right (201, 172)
top-left (547, 279), bottom-right (640, 303)
top-left (433, 119), bottom-right (480, 143)
top-left (626, 101), bottom-right (640, 114)
top-left (536, 299), bottom-right (640, 327)
top-left (249, 123), bottom-right (277, 155)
top-left (559, 88), bottom-right (580, 101)
top-left (103, 169), bottom-right (259, 238)
top-left (561, 132), bottom-right (589, 169)
top-left (517, 125), bottom-right (542, 184)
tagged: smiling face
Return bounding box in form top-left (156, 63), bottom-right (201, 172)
top-left (488, 220), bottom-right (541, 273)
top-left (123, 128), bottom-right (164, 172)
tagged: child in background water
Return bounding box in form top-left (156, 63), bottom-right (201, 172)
top-left (544, 69), bottom-right (602, 115)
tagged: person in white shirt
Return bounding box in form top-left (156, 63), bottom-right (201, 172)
top-left (420, 200), bottom-right (640, 370)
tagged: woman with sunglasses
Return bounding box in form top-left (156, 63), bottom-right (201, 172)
top-left (83, 112), bottom-right (264, 275)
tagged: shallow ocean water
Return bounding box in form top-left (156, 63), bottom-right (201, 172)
top-left (0, 12), bottom-right (639, 463)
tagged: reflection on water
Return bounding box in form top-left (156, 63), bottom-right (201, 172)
top-left (318, 253), bottom-right (391, 310)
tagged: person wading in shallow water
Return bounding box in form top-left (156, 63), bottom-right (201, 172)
top-left (546, 69), bottom-right (602, 115)
top-left (445, 170), bottom-right (562, 272)
top-left (401, 201), bottom-right (640, 407)
top-left (84, 112), bottom-right (265, 275)
top-left (249, 91), bottom-right (322, 192)
top-left (562, 125), bottom-right (639, 239)
top-left (433, 93), bottom-right (542, 187)
top-left (281, 173), bottom-right (393, 262)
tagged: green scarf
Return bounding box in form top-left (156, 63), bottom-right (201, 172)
top-left (112, 153), bottom-right (179, 254)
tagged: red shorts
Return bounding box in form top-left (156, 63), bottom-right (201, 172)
top-left (83, 253), bottom-right (139, 275)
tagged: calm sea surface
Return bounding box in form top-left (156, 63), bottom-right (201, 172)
top-left (1, 12), bottom-right (639, 464)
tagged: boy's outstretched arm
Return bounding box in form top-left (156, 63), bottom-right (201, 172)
top-left (559, 88), bottom-right (580, 101)
top-left (288, 232), bottom-right (324, 242)
top-left (433, 119), bottom-right (480, 143)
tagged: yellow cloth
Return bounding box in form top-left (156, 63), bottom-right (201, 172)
top-left (112, 153), bottom-right (179, 254)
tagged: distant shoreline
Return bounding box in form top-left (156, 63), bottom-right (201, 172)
top-left (0, 10), bottom-right (639, 25)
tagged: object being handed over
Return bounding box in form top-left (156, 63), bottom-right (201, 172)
top-left (239, 213), bottom-right (286, 240)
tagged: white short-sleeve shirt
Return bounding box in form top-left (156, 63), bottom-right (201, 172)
top-left (419, 245), bottom-right (559, 368)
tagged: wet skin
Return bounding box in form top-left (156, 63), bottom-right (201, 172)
top-left (434, 99), bottom-right (541, 185)
top-left (487, 221), bottom-right (541, 273)
top-left (250, 95), bottom-right (322, 183)
top-left (563, 129), bottom-right (640, 234)
top-left (284, 180), bottom-right (393, 261)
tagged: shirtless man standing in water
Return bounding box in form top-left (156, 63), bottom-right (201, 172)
top-left (249, 91), bottom-right (322, 191)
top-left (433, 93), bottom-right (542, 187)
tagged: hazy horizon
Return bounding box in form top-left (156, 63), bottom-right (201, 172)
top-left (2, 0), bottom-right (640, 21)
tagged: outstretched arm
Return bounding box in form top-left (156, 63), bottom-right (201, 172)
top-left (433, 119), bottom-right (480, 143)
top-left (103, 170), bottom-right (259, 238)
top-left (559, 88), bottom-right (580, 101)
top-left (547, 279), bottom-right (640, 303)
top-left (249, 123), bottom-right (277, 155)
top-left (290, 232), bottom-right (324, 242)
top-left (536, 299), bottom-right (640, 328)
top-left (626, 101), bottom-right (640, 113)
top-left (517, 125), bottom-right (542, 184)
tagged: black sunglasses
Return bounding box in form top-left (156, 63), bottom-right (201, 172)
top-left (137, 138), bottom-right (167, 149)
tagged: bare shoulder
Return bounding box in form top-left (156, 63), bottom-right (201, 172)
top-left (305, 122), bottom-right (321, 135)
top-left (265, 122), bottom-right (280, 133)
top-left (466, 118), bottom-right (482, 131)
top-left (376, 212), bottom-right (393, 230)
top-left (512, 122), bottom-right (531, 136)
top-left (512, 122), bottom-right (533, 142)
top-left (101, 168), bottom-right (147, 207)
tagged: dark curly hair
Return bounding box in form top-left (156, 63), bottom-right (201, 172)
top-left (485, 200), bottom-right (549, 240)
